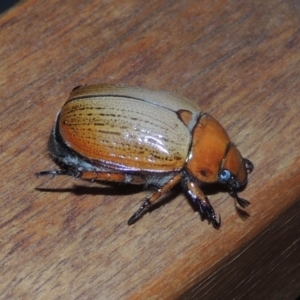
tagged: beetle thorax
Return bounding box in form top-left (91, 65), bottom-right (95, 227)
top-left (185, 114), bottom-right (232, 184)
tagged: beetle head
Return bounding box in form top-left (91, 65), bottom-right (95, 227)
top-left (218, 144), bottom-right (253, 207)
top-left (185, 114), bottom-right (253, 206)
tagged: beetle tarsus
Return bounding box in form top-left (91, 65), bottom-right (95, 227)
top-left (35, 170), bottom-right (66, 177)
top-left (35, 168), bottom-right (81, 178)
top-left (128, 199), bottom-right (151, 225)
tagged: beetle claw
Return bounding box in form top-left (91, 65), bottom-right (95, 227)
top-left (212, 214), bottom-right (221, 229)
top-left (197, 201), bottom-right (221, 229)
top-left (204, 205), bottom-right (221, 229)
top-left (128, 199), bottom-right (151, 225)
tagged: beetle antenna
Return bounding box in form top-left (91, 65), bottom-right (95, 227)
top-left (128, 199), bottom-right (151, 225)
top-left (230, 188), bottom-right (251, 208)
top-left (236, 196), bottom-right (251, 208)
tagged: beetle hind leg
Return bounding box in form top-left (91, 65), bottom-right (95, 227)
top-left (128, 174), bottom-right (182, 225)
top-left (35, 168), bottom-right (81, 178)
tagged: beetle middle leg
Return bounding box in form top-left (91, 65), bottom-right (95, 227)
top-left (128, 173), bottom-right (182, 225)
top-left (36, 169), bottom-right (147, 185)
top-left (80, 171), bottom-right (146, 185)
top-left (185, 181), bottom-right (221, 228)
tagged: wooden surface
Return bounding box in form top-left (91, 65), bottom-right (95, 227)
top-left (1, 0), bottom-right (300, 299)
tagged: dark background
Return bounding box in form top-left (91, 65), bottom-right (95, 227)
top-left (0, 0), bottom-right (20, 14)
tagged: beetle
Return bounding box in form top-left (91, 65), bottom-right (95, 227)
top-left (36, 84), bottom-right (253, 228)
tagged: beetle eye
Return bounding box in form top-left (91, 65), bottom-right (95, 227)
top-left (219, 169), bottom-right (231, 182)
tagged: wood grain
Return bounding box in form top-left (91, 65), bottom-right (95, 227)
top-left (1, 0), bottom-right (299, 299)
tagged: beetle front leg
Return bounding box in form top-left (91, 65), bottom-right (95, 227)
top-left (185, 181), bottom-right (221, 228)
top-left (128, 173), bottom-right (182, 225)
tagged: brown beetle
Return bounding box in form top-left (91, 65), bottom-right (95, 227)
top-left (36, 84), bottom-right (253, 228)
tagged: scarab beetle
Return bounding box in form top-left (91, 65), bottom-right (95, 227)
top-left (36, 84), bottom-right (253, 228)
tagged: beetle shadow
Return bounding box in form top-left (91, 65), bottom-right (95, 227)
top-left (35, 182), bottom-right (146, 197)
top-left (235, 207), bottom-right (251, 220)
top-left (35, 181), bottom-right (250, 220)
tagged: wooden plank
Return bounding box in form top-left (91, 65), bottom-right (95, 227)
top-left (180, 199), bottom-right (300, 299)
top-left (0, 0), bottom-right (299, 299)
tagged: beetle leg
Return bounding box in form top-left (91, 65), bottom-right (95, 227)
top-left (80, 171), bottom-right (146, 185)
top-left (127, 199), bottom-right (151, 225)
top-left (36, 169), bottom-right (146, 185)
top-left (36, 169), bottom-right (81, 178)
top-left (128, 173), bottom-right (182, 225)
top-left (185, 181), bottom-right (221, 228)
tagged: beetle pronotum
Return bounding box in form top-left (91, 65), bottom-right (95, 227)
top-left (36, 84), bottom-right (253, 228)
